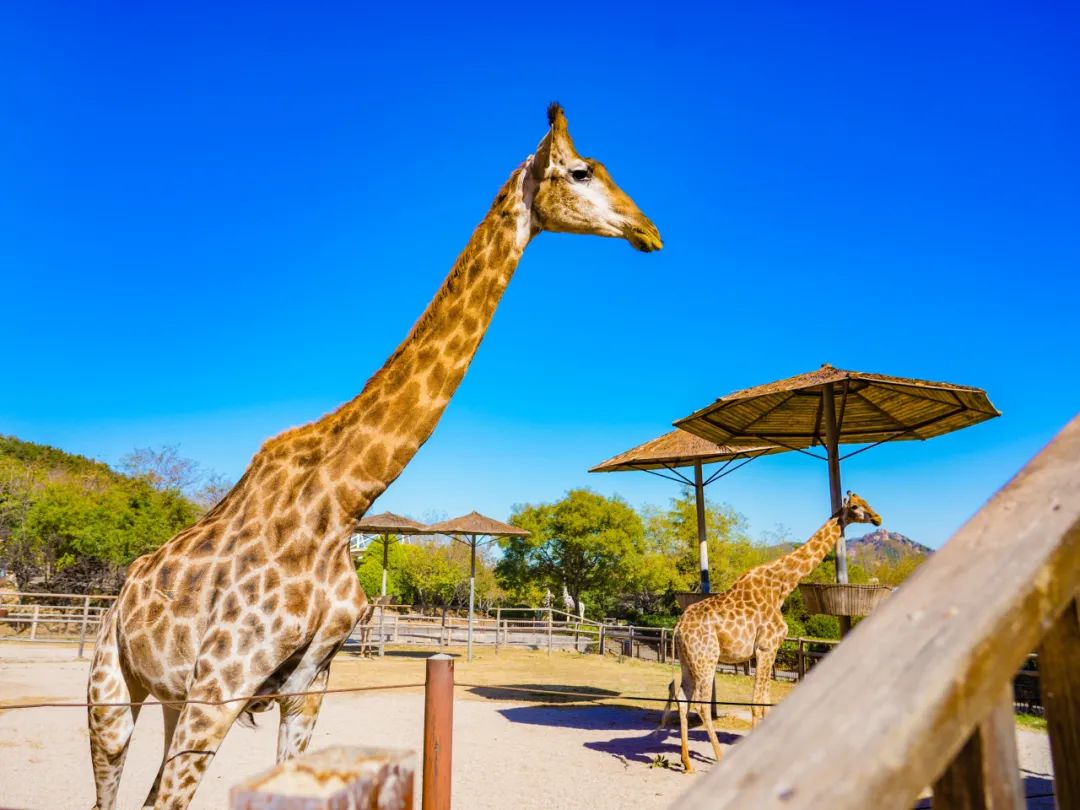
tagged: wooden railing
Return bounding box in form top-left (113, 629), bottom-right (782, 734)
top-left (675, 413), bottom-right (1080, 809)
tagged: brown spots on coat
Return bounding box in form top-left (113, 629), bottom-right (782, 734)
top-left (171, 624), bottom-right (194, 663)
top-left (221, 662), bottom-right (244, 692)
top-left (284, 582), bottom-right (314, 616)
top-left (276, 542), bottom-right (314, 578)
top-left (207, 629), bottom-right (232, 660)
top-left (270, 512), bottom-right (300, 547)
top-left (221, 593), bottom-right (242, 623)
top-left (263, 568), bottom-right (282, 592)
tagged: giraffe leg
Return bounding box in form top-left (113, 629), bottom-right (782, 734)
top-left (693, 675), bottom-right (724, 765)
top-left (141, 703), bottom-right (180, 808)
top-left (276, 668), bottom-right (328, 762)
top-left (655, 677), bottom-right (677, 734)
top-left (88, 622), bottom-right (145, 810)
top-left (676, 668), bottom-right (695, 773)
top-left (751, 646), bottom-right (778, 727)
top-left (153, 691), bottom-right (251, 809)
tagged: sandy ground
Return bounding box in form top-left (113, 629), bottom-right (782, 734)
top-left (0, 642), bottom-right (1055, 809)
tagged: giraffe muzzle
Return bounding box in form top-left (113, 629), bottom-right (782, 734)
top-left (627, 221), bottom-right (664, 252)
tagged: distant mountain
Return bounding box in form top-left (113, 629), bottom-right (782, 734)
top-left (847, 528), bottom-right (931, 565)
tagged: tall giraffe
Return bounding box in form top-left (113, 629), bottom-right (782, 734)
top-left (658, 491), bottom-right (882, 773)
top-left (87, 103), bottom-right (662, 810)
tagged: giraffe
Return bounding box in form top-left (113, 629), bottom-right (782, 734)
top-left (658, 491), bottom-right (882, 773)
top-left (86, 103), bottom-right (662, 810)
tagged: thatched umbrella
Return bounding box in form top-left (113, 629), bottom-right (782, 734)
top-left (590, 429), bottom-right (780, 594)
top-left (355, 512), bottom-right (430, 599)
top-left (427, 511), bottom-right (529, 662)
top-left (675, 363), bottom-right (999, 630)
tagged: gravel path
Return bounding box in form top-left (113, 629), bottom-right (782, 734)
top-left (0, 646), bottom-right (1055, 809)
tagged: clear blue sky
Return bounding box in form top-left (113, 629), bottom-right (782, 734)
top-left (3, 3), bottom-right (1077, 548)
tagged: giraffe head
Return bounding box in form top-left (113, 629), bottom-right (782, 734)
top-left (842, 491), bottom-right (882, 527)
top-left (526, 103), bottom-right (663, 252)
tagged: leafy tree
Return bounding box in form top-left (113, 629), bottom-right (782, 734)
top-left (498, 489), bottom-right (644, 617)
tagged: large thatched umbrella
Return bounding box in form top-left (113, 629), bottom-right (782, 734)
top-left (590, 429), bottom-right (780, 594)
top-left (355, 512), bottom-right (430, 599)
top-left (427, 511), bottom-right (529, 662)
top-left (675, 364), bottom-right (999, 631)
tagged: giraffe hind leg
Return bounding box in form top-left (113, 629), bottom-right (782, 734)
top-left (693, 676), bottom-right (724, 765)
top-left (140, 703), bottom-right (179, 809)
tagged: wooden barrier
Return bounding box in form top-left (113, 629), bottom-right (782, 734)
top-left (674, 412), bottom-right (1080, 809)
top-left (422, 654), bottom-right (454, 810)
top-left (230, 746), bottom-right (415, 809)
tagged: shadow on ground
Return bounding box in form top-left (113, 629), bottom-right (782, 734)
top-left (911, 771), bottom-right (1054, 809)
top-left (466, 683), bottom-right (619, 704)
top-left (493, 702), bottom-right (743, 768)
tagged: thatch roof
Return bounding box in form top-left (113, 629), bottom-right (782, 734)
top-left (590, 429), bottom-right (781, 473)
top-left (675, 364), bottom-right (999, 449)
top-left (427, 511), bottom-right (529, 538)
top-left (355, 511), bottom-right (430, 535)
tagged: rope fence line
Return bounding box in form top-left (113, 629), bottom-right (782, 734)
top-left (0, 681), bottom-right (777, 712)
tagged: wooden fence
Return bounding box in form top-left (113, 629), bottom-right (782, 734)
top-left (674, 412), bottom-right (1080, 809)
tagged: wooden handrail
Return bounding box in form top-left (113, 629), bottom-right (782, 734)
top-left (675, 413), bottom-right (1080, 809)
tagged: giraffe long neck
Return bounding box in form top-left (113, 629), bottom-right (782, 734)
top-left (211, 161), bottom-right (539, 544)
top-left (772, 517), bottom-right (842, 590)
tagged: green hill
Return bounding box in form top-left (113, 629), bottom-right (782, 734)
top-left (0, 435), bottom-right (118, 479)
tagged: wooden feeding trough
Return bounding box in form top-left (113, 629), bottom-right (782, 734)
top-left (798, 583), bottom-right (894, 617)
top-left (675, 591), bottom-right (712, 612)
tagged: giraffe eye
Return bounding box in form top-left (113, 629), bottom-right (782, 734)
top-left (570, 167), bottom-right (591, 182)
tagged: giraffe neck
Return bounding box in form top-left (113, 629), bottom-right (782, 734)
top-left (217, 159), bottom-right (540, 543)
top-left (772, 517), bottom-right (842, 590)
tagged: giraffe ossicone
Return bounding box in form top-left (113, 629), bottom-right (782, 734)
top-left (86, 104), bottom-right (661, 810)
top-left (658, 491), bottom-right (882, 774)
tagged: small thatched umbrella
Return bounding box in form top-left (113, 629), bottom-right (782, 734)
top-left (355, 512), bottom-right (430, 599)
top-left (590, 429), bottom-right (780, 594)
top-left (675, 364), bottom-right (999, 630)
top-left (427, 511), bottom-right (529, 662)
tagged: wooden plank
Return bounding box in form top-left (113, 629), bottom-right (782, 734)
top-left (932, 687), bottom-right (1023, 809)
top-left (676, 413), bottom-right (1080, 810)
top-left (1040, 597), bottom-right (1080, 810)
top-left (230, 745), bottom-right (415, 809)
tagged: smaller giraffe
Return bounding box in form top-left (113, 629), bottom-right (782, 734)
top-left (659, 491), bottom-right (882, 773)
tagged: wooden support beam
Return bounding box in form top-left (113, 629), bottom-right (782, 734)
top-left (1040, 597), bottom-right (1080, 810)
top-left (230, 745), bottom-right (416, 809)
top-left (932, 687), bottom-right (1023, 810)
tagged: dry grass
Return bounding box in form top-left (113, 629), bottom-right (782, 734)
top-left (329, 645), bottom-right (794, 731)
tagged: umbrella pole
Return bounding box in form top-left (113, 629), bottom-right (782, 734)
top-left (822, 385), bottom-right (852, 637)
top-left (468, 538), bottom-right (476, 663)
top-left (694, 461), bottom-right (711, 594)
top-left (381, 533), bottom-right (389, 599)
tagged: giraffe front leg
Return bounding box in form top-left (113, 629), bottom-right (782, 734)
top-left (153, 697), bottom-right (249, 810)
top-left (88, 657), bottom-right (145, 810)
top-left (276, 668), bottom-right (328, 762)
top-left (692, 671), bottom-right (724, 765)
top-left (751, 646), bottom-right (778, 727)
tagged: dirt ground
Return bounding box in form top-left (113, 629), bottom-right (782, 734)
top-left (0, 642), bottom-right (1054, 809)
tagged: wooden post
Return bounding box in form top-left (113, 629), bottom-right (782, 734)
top-left (77, 595), bottom-right (92, 658)
top-left (466, 539), bottom-right (476, 663)
top-left (494, 606), bottom-right (501, 655)
top-left (29, 604), bottom-right (40, 641)
top-left (231, 745), bottom-right (416, 809)
top-left (423, 654), bottom-right (454, 810)
top-left (546, 608), bottom-right (553, 655)
top-left (1040, 598), bottom-right (1080, 810)
top-left (660, 628), bottom-right (667, 664)
top-left (932, 686), bottom-right (1023, 809)
top-left (798, 638), bottom-right (806, 681)
top-left (598, 624), bottom-right (605, 656)
top-left (629, 626), bottom-right (635, 659)
top-left (822, 383), bottom-right (852, 637)
top-left (694, 460), bottom-right (711, 594)
top-left (378, 599), bottom-right (386, 658)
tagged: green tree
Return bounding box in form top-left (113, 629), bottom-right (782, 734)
top-left (498, 489), bottom-right (644, 616)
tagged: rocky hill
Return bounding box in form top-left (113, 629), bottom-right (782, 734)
top-left (847, 528), bottom-right (931, 565)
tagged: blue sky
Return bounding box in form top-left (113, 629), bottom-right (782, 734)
top-left (3, 2), bottom-right (1078, 548)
